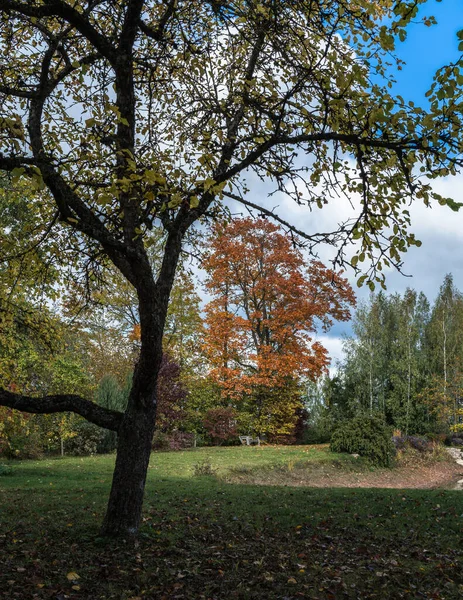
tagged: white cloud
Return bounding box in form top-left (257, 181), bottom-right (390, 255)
top-left (237, 167), bottom-right (463, 297)
top-left (314, 334), bottom-right (345, 374)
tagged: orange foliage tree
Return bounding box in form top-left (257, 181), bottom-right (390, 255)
top-left (203, 218), bottom-right (356, 437)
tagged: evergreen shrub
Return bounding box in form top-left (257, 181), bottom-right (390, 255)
top-left (330, 415), bottom-right (394, 467)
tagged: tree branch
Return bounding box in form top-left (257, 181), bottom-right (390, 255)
top-left (0, 0), bottom-right (117, 64)
top-left (217, 131), bottom-right (451, 185)
top-left (0, 84), bottom-right (35, 98)
top-left (0, 157), bottom-right (37, 169)
top-left (223, 191), bottom-right (342, 246)
top-left (139, 0), bottom-right (177, 41)
top-left (119, 0), bottom-right (146, 50)
top-left (0, 389), bottom-right (123, 431)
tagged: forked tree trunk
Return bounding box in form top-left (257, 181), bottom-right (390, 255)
top-left (101, 401), bottom-right (157, 536)
top-left (101, 233), bottom-right (183, 536)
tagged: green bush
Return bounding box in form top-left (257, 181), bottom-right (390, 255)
top-left (0, 464), bottom-right (14, 476)
top-left (330, 415), bottom-right (394, 467)
top-left (65, 418), bottom-right (106, 456)
top-left (0, 411), bottom-right (44, 459)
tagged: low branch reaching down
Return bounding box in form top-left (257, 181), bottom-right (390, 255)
top-left (0, 389), bottom-right (123, 432)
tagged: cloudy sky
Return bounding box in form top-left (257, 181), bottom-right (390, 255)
top-left (220, 0), bottom-right (463, 370)
top-left (320, 0), bottom-right (463, 367)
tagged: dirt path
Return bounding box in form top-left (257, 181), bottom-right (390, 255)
top-left (228, 456), bottom-right (463, 489)
top-left (292, 460), bottom-right (463, 489)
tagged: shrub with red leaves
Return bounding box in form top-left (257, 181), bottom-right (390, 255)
top-left (203, 407), bottom-right (237, 445)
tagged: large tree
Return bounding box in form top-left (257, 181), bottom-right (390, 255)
top-left (0, 0), bottom-right (462, 536)
top-left (203, 217), bottom-right (355, 436)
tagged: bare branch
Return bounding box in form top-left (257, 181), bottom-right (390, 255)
top-left (223, 191), bottom-right (341, 247)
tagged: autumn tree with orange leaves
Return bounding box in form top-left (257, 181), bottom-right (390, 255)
top-left (203, 218), bottom-right (356, 437)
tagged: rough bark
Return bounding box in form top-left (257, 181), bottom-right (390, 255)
top-left (0, 390), bottom-right (123, 431)
top-left (100, 235), bottom-right (182, 536)
top-left (101, 402), bottom-right (157, 536)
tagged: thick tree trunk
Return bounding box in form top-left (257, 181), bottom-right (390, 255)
top-left (101, 402), bottom-right (156, 537)
top-left (101, 232), bottom-right (183, 537)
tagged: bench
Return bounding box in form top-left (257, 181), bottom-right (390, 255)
top-left (239, 435), bottom-right (260, 446)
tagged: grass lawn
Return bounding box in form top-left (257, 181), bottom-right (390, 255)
top-left (0, 445), bottom-right (462, 599)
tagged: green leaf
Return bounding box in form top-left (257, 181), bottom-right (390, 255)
top-left (11, 167), bottom-right (25, 182)
top-left (189, 195), bottom-right (200, 209)
top-left (445, 198), bottom-right (463, 212)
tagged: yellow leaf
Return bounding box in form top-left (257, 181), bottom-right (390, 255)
top-left (97, 192), bottom-right (113, 205)
top-left (168, 193), bottom-right (182, 208)
top-left (287, 577), bottom-right (297, 584)
top-left (66, 572), bottom-right (80, 581)
top-left (202, 177), bottom-right (216, 191)
top-left (11, 167), bottom-right (25, 183)
top-left (72, 585), bottom-right (81, 591)
top-left (0, 116), bottom-right (25, 140)
top-left (189, 195), bottom-right (200, 209)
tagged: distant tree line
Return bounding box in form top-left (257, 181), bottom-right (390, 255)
top-left (315, 274), bottom-right (463, 439)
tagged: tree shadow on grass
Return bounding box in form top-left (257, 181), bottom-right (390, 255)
top-left (1, 464), bottom-right (463, 599)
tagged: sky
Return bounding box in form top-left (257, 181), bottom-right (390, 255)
top-left (223, 0), bottom-right (463, 371)
top-left (318, 0), bottom-right (463, 368)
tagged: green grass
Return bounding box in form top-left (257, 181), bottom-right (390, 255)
top-left (1, 446), bottom-right (462, 599)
